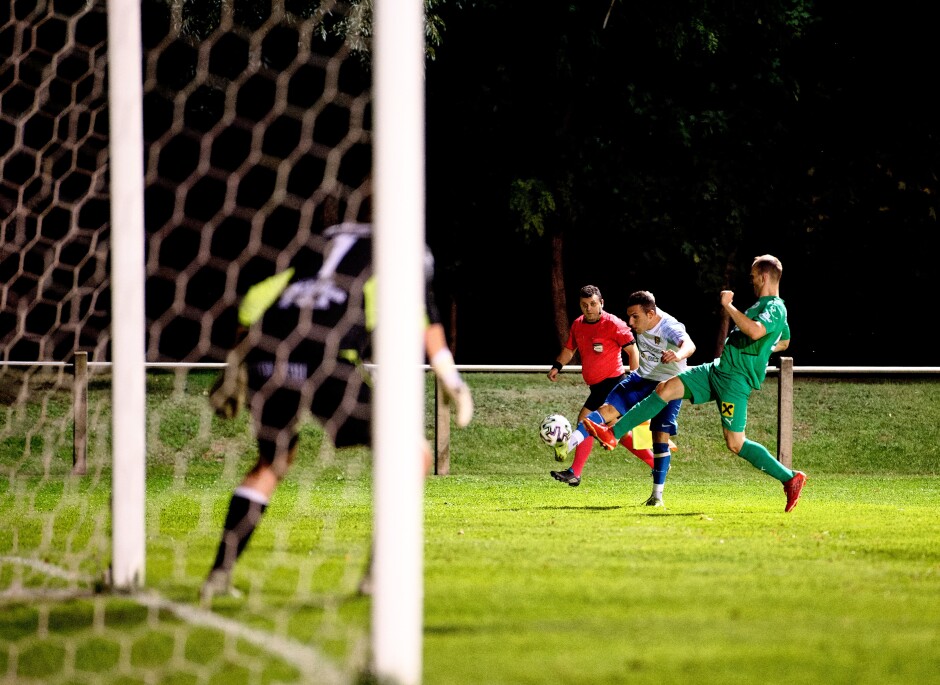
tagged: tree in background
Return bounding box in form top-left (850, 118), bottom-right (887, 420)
top-left (428, 0), bottom-right (819, 356)
top-left (426, 0), bottom-right (937, 364)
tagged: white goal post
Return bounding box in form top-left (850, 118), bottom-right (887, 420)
top-left (107, 0), bottom-right (147, 590)
top-left (372, 1), bottom-right (426, 683)
top-left (101, 0), bottom-right (428, 679)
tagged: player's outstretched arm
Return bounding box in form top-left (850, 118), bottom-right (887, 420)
top-left (426, 323), bottom-right (473, 427)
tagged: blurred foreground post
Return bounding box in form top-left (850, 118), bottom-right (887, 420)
top-left (777, 356), bottom-right (793, 468)
top-left (72, 352), bottom-right (87, 475)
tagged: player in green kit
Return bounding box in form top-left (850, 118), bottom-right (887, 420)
top-left (584, 254), bottom-right (806, 512)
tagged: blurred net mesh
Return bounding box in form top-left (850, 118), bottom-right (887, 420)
top-left (1, 1), bottom-right (375, 681)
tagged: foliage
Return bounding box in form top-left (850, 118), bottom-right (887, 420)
top-left (480, 2), bottom-right (814, 238)
top-left (509, 178), bottom-right (557, 242)
top-left (426, 0), bottom-right (939, 365)
top-left (160, 0), bottom-right (450, 59)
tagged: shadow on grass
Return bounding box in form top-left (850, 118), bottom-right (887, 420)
top-left (526, 505), bottom-right (623, 512)
top-left (527, 504), bottom-right (710, 518)
top-left (424, 624), bottom-right (479, 636)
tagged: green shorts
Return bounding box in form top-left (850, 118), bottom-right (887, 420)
top-left (678, 361), bottom-right (752, 433)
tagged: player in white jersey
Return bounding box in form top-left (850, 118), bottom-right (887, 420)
top-left (550, 291), bottom-right (696, 506)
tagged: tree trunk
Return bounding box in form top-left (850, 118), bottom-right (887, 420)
top-left (448, 297), bottom-right (458, 356)
top-left (713, 250), bottom-right (738, 358)
top-left (551, 230), bottom-right (568, 349)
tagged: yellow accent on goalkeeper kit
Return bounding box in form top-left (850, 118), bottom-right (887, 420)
top-left (238, 268), bottom-right (295, 326)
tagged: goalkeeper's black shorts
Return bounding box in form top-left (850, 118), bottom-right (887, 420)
top-left (247, 357), bottom-right (372, 461)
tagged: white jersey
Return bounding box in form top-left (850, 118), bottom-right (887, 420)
top-left (635, 308), bottom-right (689, 382)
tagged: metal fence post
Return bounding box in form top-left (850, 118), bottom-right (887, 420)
top-left (434, 376), bottom-right (451, 475)
top-left (777, 356), bottom-right (793, 468)
top-left (72, 351), bottom-right (88, 475)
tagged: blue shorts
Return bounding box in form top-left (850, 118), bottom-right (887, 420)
top-left (604, 372), bottom-right (682, 436)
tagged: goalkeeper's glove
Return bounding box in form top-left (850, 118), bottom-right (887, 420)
top-left (209, 352), bottom-right (247, 420)
top-left (430, 348), bottom-right (473, 427)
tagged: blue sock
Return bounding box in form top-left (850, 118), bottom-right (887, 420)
top-left (652, 444), bottom-right (671, 485)
top-left (577, 410), bottom-right (605, 439)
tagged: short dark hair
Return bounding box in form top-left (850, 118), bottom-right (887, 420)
top-left (626, 290), bottom-right (656, 312)
top-left (580, 285), bottom-right (602, 300)
top-left (752, 254), bottom-right (783, 281)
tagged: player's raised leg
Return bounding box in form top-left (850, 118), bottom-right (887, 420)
top-left (550, 412), bottom-right (597, 486)
top-left (551, 435), bottom-right (595, 487)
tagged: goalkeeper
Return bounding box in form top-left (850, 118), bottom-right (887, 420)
top-left (201, 220), bottom-right (473, 603)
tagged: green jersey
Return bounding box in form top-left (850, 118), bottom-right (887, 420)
top-left (716, 296), bottom-right (788, 391)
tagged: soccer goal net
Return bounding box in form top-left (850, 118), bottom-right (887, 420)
top-left (0, 1), bottom-right (424, 682)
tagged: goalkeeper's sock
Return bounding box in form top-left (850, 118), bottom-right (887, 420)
top-left (612, 394), bottom-right (667, 440)
top-left (570, 436), bottom-right (594, 477)
top-left (619, 431), bottom-right (654, 468)
top-left (737, 439), bottom-right (793, 482)
top-left (210, 487), bottom-right (269, 572)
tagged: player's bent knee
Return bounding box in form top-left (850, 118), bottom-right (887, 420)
top-left (656, 378), bottom-right (682, 402)
top-left (725, 435), bottom-right (745, 454)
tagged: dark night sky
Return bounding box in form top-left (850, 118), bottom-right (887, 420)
top-left (422, 1), bottom-right (940, 368)
top-left (3, 1), bottom-right (937, 368)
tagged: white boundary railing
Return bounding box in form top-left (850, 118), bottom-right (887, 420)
top-left (7, 357), bottom-right (940, 476)
top-left (7, 360), bottom-right (940, 374)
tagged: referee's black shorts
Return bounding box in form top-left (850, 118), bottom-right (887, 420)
top-left (584, 374), bottom-right (627, 412)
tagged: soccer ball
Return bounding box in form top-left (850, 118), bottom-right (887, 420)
top-left (539, 413), bottom-right (572, 447)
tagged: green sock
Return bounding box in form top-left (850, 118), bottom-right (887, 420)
top-left (612, 394), bottom-right (668, 440)
top-left (737, 439), bottom-right (793, 482)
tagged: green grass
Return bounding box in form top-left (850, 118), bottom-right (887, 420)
top-left (1, 370), bottom-right (939, 684)
top-left (423, 473), bottom-right (940, 684)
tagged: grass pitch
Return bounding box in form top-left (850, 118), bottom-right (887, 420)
top-left (1, 370), bottom-right (938, 684)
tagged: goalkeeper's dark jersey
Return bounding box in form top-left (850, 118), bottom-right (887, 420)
top-left (236, 221), bottom-right (441, 451)
top-left (241, 221), bottom-right (440, 368)
top-left (239, 223), bottom-right (440, 452)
